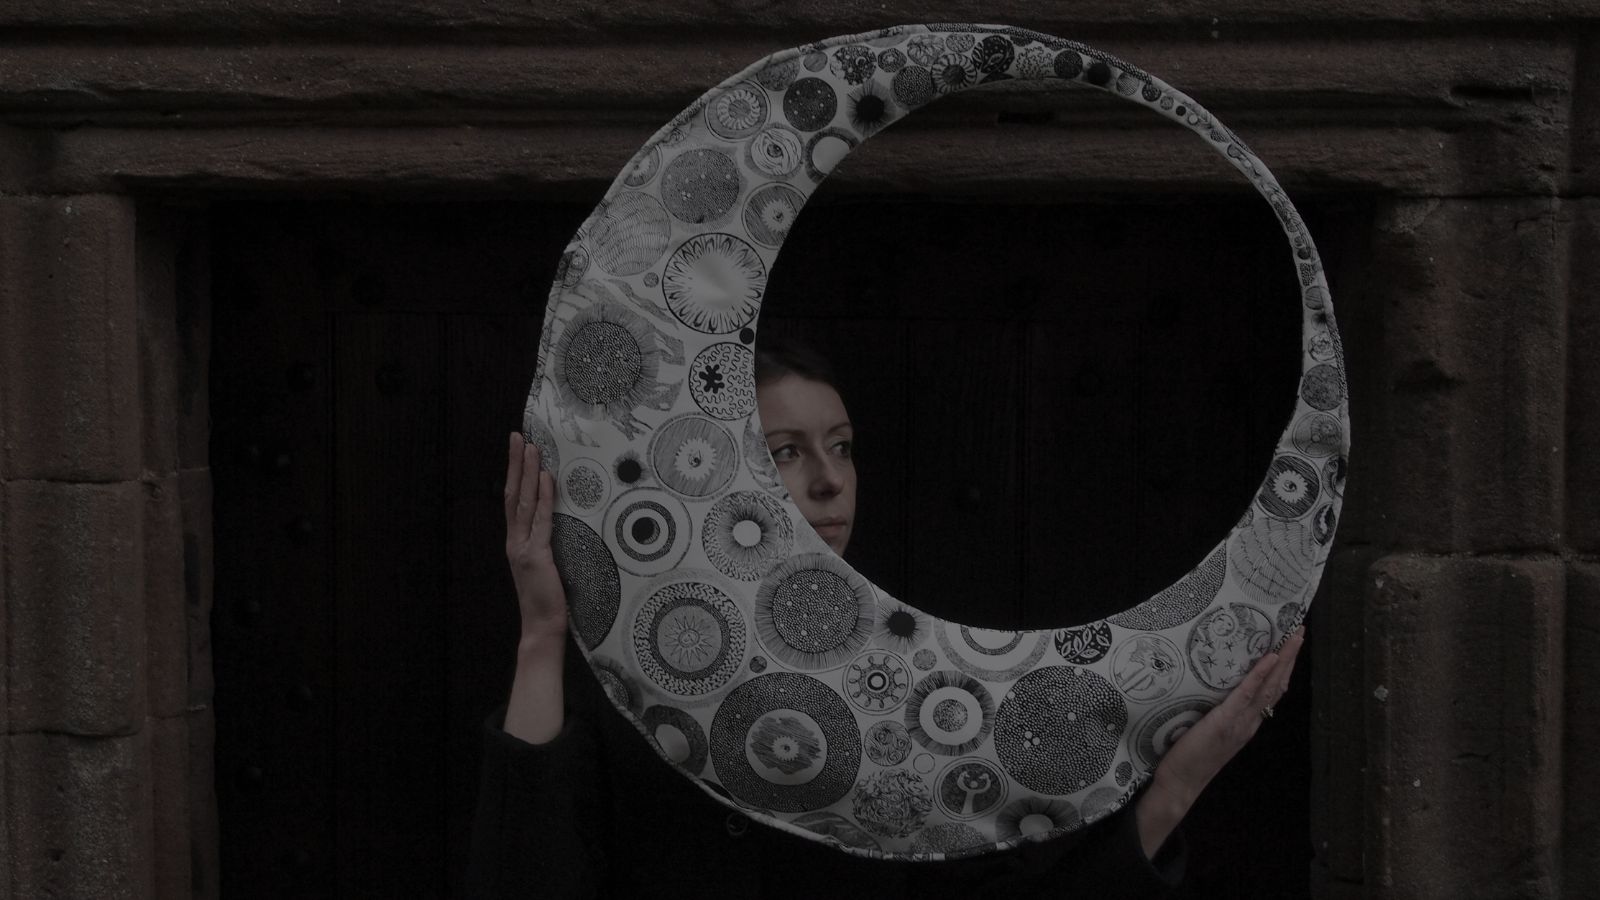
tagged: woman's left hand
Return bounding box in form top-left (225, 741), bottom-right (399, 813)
top-left (1134, 627), bottom-right (1307, 858)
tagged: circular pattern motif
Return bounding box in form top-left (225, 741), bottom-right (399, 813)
top-left (911, 649), bottom-right (937, 671)
top-left (864, 720), bottom-right (913, 766)
top-left (1187, 603), bottom-right (1275, 690)
top-left (804, 127), bottom-right (857, 183)
top-left (710, 672), bottom-right (862, 812)
top-left (1109, 633), bottom-right (1184, 703)
top-left (1291, 412), bottom-right (1344, 458)
top-left (1258, 454), bottom-right (1321, 519)
top-left (705, 81), bottom-right (770, 140)
top-left (1300, 363), bottom-right (1345, 411)
top-left (842, 650), bottom-right (912, 714)
top-left (703, 489), bottom-right (795, 582)
top-left (557, 320), bottom-right (642, 406)
top-left (560, 458), bottom-right (611, 513)
top-left (631, 580), bottom-right (748, 697)
top-left (743, 183), bottom-right (806, 248)
top-left (782, 77), bottom-right (839, 131)
top-left (877, 603), bottom-right (930, 653)
top-left (995, 796), bottom-right (1080, 843)
top-left (994, 667), bottom-right (1125, 795)
top-left (937, 623), bottom-right (1050, 682)
top-left (912, 822), bottom-right (988, 858)
top-left (592, 656), bottom-right (642, 715)
top-left (851, 769), bottom-right (932, 838)
top-left (746, 124), bottom-right (805, 178)
top-left (892, 65), bottom-right (936, 108)
top-left (643, 705), bottom-right (709, 775)
top-left (689, 342), bottom-right (758, 420)
top-left (550, 513), bottom-right (620, 650)
top-left (935, 758), bottom-right (1008, 821)
top-left (648, 414), bottom-right (739, 500)
top-left (1130, 696), bottom-right (1216, 769)
top-left (905, 670), bottom-right (994, 756)
top-left (660, 149), bottom-right (743, 225)
top-left (755, 553), bottom-right (875, 671)
top-left (661, 233), bottom-right (767, 334)
top-left (1052, 621), bottom-right (1113, 665)
top-left (602, 487), bottom-right (690, 577)
top-left (621, 145), bottom-right (661, 187)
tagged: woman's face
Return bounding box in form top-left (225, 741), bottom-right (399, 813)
top-left (756, 374), bottom-right (856, 556)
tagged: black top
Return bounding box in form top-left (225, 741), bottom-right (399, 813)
top-left (465, 649), bottom-right (1186, 900)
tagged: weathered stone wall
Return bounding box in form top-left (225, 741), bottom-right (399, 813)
top-left (0, 3), bottom-right (1595, 898)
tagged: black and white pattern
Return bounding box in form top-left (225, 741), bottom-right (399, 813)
top-left (703, 489), bottom-right (794, 582)
top-left (1052, 621), bottom-right (1113, 665)
top-left (643, 705), bottom-right (709, 775)
top-left (993, 667), bottom-right (1125, 795)
top-left (1186, 603), bottom-right (1275, 690)
top-left (905, 670), bottom-right (995, 756)
top-left (630, 579), bottom-right (748, 698)
top-left (660, 148), bottom-right (743, 226)
top-left (936, 757), bottom-right (1009, 820)
top-left (1130, 697), bottom-right (1216, 769)
top-left (661, 233), bottom-right (766, 334)
top-left (603, 487), bottom-right (691, 577)
top-left (689, 342), bottom-right (758, 421)
top-left (560, 457), bottom-right (612, 514)
top-left (937, 622), bottom-right (1050, 682)
top-left (710, 672), bottom-right (862, 812)
top-left (864, 720), bottom-right (913, 766)
top-left (1110, 634), bottom-right (1185, 703)
top-left (526, 23), bottom-right (1349, 860)
top-left (648, 414), bottom-right (739, 500)
top-left (995, 795), bottom-right (1080, 842)
top-left (842, 650), bottom-right (912, 714)
top-left (755, 553), bottom-right (875, 671)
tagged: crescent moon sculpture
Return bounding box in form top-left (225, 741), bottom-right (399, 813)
top-left (522, 23), bottom-right (1350, 860)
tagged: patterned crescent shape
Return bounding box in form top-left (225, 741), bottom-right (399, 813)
top-left (523, 23), bottom-right (1350, 860)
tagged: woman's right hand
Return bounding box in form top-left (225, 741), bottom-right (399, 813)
top-left (502, 431), bottom-right (569, 744)
top-left (504, 431), bottom-right (568, 643)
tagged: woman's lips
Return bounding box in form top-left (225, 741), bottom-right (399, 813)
top-left (811, 519), bottom-right (847, 538)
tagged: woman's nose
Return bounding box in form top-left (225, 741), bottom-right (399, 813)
top-left (809, 457), bottom-right (846, 497)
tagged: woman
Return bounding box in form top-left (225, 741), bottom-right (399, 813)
top-left (468, 340), bottom-right (1306, 899)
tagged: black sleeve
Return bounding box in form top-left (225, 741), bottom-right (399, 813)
top-left (463, 704), bottom-right (611, 900)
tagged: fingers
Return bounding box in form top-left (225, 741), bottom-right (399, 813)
top-left (1274, 627), bottom-right (1306, 696)
top-left (507, 432), bottom-right (544, 543)
top-left (531, 469), bottom-right (556, 544)
top-left (504, 432), bottom-right (524, 532)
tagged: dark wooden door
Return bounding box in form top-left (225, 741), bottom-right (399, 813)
top-left (210, 195), bottom-right (1361, 897)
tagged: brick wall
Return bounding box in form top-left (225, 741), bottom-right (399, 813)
top-left (0, 3), bottom-right (1595, 897)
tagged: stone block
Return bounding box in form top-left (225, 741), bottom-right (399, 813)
top-left (0, 194), bottom-right (141, 482)
top-left (137, 208), bottom-right (181, 477)
top-left (1571, 201), bottom-right (1600, 551)
top-left (179, 467), bottom-right (214, 709)
top-left (1357, 199), bottom-right (1568, 553)
top-left (148, 715), bottom-right (191, 900)
top-left (5, 730), bottom-right (154, 900)
top-left (1363, 555), bottom-right (1563, 898)
top-left (175, 220), bottom-right (211, 472)
top-left (1309, 546), bottom-right (1382, 886)
top-left (144, 474), bottom-right (187, 719)
top-left (1566, 563), bottom-right (1600, 895)
top-left (4, 480), bottom-right (146, 735)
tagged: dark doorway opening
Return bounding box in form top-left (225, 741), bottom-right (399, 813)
top-left (208, 195), bottom-right (1369, 897)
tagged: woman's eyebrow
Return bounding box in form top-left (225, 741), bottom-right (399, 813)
top-left (827, 421), bottom-right (853, 434)
top-left (763, 428), bottom-right (803, 440)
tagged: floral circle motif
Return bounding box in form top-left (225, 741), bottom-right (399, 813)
top-left (877, 47), bottom-right (907, 72)
top-left (971, 35), bottom-right (1015, 76)
top-left (661, 232), bottom-right (766, 334)
top-left (703, 489), bottom-right (794, 581)
top-left (689, 342), bottom-right (758, 421)
top-left (892, 65), bottom-right (937, 108)
top-left (1015, 45), bottom-right (1053, 80)
top-left (742, 183), bottom-right (806, 248)
top-left (706, 81), bottom-right (771, 141)
top-left (945, 33), bottom-right (976, 53)
top-left (842, 650), bottom-right (912, 714)
top-left (631, 580), bottom-right (747, 697)
top-left (931, 52), bottom-right (977, 94)
top-left (1257, 454), bottom-right (1321, 519)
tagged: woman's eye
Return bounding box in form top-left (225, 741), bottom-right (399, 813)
top-left (771, 445), bottom-right (798, 462)
top-left (832, 440), bottom-right (853, 458)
